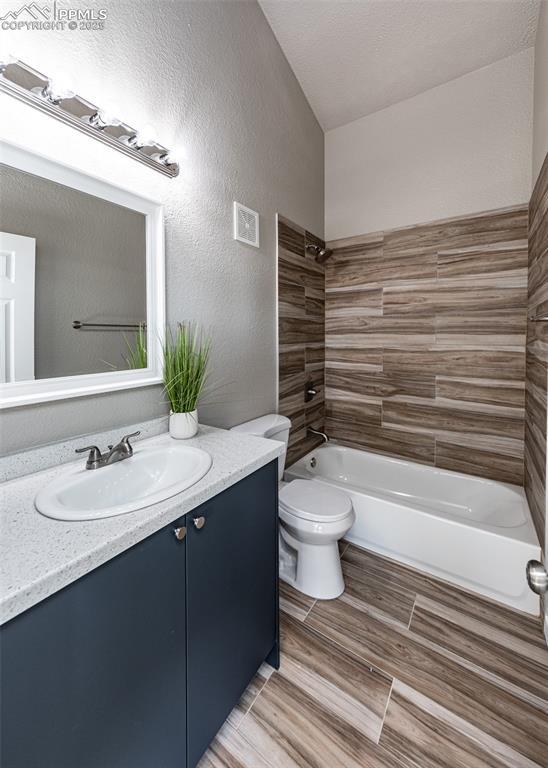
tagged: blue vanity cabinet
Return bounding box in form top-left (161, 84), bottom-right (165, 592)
top-left (0, 514), bottom-right (188, 768)
top-left (186, 460), bottom-right (279, 767)
top-left (0, 459), bottom-right (279, 768)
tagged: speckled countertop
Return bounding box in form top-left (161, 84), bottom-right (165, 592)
top-left (0, 426), bottom-right (282, 625)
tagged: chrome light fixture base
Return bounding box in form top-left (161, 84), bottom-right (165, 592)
top-left (0, 59), bottom-right (179, 178)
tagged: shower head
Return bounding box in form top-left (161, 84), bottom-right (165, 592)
top-left (306, 243), bottom-right (332, 263)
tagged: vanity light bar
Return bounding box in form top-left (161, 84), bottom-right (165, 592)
top-left (0, 59), bottom-right (179, 178)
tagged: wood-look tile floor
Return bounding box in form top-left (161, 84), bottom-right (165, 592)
top-left (199, 544), bottom-right (548, 768)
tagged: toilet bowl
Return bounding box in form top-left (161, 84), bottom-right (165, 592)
top-left (279, 479), bottom-right (355, 599)
top-left (231, 414), bottom-right (354, 600)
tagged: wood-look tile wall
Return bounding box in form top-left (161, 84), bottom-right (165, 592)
top-left (278, 216), bottom-right (326, 465)
top-left (325, 205), bottom-right (529, 484)
top-left (525, 153), bottom-right (548, 546)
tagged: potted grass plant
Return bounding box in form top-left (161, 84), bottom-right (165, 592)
top-left (163, 322), bottom-right (211, 439)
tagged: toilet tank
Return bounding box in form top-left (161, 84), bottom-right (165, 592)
top-left (230, 414), bottom-right (291, 481)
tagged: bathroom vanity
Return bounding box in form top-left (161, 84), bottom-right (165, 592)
top-left (0, 427), bottom-right (281, 768)
top-left (0, 135), bottom-right (282, 767)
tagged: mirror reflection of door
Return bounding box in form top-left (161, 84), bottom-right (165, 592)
top-left (0, 232), bottom-right (36, 383)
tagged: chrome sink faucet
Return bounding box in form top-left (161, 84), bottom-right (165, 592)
top-left (75, 431), bottom-right (141, 470)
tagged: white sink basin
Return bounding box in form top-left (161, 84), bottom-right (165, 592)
top-left (35, 444), bottom-right (212, 521)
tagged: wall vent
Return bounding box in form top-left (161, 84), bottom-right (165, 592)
top-left (233, 202), bottom-right (259, 248)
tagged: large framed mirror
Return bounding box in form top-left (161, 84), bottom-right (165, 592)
top-left (0, 141), bottom-right (165, 408)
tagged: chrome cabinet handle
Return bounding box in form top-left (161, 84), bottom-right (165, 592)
top-left (193, 516), bottom-right (206, 530)
top-left (173, 526), bottom-right (187, 541)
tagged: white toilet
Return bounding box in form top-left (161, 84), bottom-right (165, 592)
top-left (231, 414), bottom-right (355, 600)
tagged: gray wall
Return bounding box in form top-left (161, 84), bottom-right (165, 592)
top-left (1, 165), bottom-right (146, 380)
top-left (0, 0), bottom-right (324, 454)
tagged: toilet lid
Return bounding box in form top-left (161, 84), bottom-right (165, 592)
top-left (279, 480), bottom-right (352, 522)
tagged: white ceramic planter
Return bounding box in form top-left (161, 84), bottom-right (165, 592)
top-left (169, 410), bottom-right (198, 439)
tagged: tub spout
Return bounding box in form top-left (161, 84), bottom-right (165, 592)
top-left (308, 427), bottom-right (329, 443)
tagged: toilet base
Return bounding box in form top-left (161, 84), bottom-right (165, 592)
top-left (279, 529), bottom-right (345, 600)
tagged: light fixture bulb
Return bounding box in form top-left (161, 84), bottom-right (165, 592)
top-left (136, 123), bottom-right (157, 146)
top-left (90, 109), bottom-right (121, 129)
top-left (99, 109), bottom-right (121, 126)
top-left (136, 132), bottom-right (156, 148)
top-left (45, 76), bottom-right (75, 103)
top-left (126, 133), bottom-right (143, 149)
top-left (127, 123), bottom-right (156, 149)
top-left (160, 152), bottom-right (178, 167)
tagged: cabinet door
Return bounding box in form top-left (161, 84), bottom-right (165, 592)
top-left (186, 460), bottom-right (278, 767)
top-left (1, 518), bottom-right (188, 768)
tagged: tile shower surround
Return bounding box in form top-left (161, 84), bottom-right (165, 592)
top-left (278, 216), bottom-right (327, 464)
top-left (278, 206), bottom-right (535, 486)
top-left (323, 205), bottom-right (530, 485)
top-left (525, 153), bottom-right (548, 546)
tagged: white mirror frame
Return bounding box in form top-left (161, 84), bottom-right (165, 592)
top-left (0, 140), bottom-right (165, 409)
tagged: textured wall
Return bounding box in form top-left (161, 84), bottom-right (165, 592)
top-left (325, 49), bottom-right (533, 240)
top-left (0, 165), bottom-right (146, 379)
top-left (525, 153), bottom-right (548, 546)
top-left (533, 1), bottom-right (548, 186)
top-left (0, 0), bottom-right (324, 455)
top-left (277, 217), bottom-right (326, 465)
top-left (325, 205), bottom-right (528, 484)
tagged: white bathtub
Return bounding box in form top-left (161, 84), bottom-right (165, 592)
top-left (285, 444), bottom-right (541, 615)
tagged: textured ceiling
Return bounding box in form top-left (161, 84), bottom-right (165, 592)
top-left (259, 0), bottom-right (540, 130)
